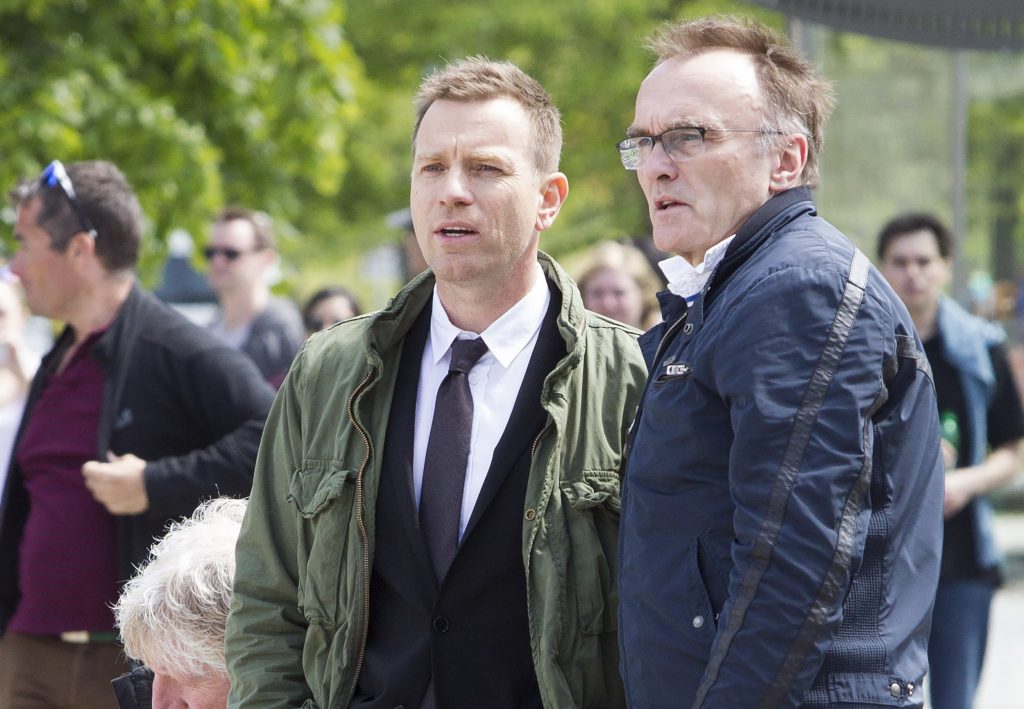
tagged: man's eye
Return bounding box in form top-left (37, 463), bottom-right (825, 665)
top-left (421, 163), bottom-right (445, 173)
top-left (474, 164), bottom-right (500, 173)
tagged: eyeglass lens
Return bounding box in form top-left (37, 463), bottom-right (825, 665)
top-left (617, 128), bottom-right (705, 170)
top-left (203, 247), bottom-right (243, 261)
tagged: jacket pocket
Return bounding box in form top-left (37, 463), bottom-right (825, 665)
top-left (560, 470), bottom-right (621, 635)
top-left (695, 534), bottom-right (728, 620)
top-left (678, 537), bottom-right (718, 662)
top-left (288, 461), bottom-right (356, 627)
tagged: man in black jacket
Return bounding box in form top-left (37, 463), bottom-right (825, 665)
top-left (0, 160), bottom-right (274, 709)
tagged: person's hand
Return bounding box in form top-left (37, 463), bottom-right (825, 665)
top-left (0, 338), bottom-right (29, 383)
top-left (943, 472), bottom-right (975, 519)
top-left (939, 438), bottom-right (958, 471)
top-left (82, 451), bottom-right (149, 515)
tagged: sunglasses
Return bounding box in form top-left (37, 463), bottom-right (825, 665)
top-left (202, 246), bottom-right (254, 262)
top-left (40, 160), bottom-right (98, 239)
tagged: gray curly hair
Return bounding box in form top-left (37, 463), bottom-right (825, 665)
top-left (114, 497), bottom-right (247, 679)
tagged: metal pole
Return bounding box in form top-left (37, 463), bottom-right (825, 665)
top-left (952, 51), bottom-right (968, 302)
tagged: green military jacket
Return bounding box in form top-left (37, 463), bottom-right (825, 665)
top-left (226, 253), bottom-right (647, 708)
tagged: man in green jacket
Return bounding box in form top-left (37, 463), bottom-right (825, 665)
top-left (225, 58), bottom-right (646, 709)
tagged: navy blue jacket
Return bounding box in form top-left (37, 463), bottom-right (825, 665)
top-left (619, 188), bottom-right (943, 708)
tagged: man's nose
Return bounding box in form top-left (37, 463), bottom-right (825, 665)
top-left (439, 168), bottom-right (474, 207)
top-left (638, 140), bottom-right (678, 181)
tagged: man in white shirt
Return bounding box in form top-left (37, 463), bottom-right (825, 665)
top-left (226, 58), bottom-right (647, 709)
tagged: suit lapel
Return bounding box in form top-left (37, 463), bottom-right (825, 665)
top-left (462, 286), bottom-right (565, 541)
top-left (381, 300), bottom-right (437, 591)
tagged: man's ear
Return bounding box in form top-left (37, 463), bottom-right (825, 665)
top-left (535, 172), bottom-right (569, 233)
top-left (66, 230), bottom-right (97, 262)
top-left (261, 248), bottom-right (279, 267)
top-left (768, 133), bottom-right (808, 194)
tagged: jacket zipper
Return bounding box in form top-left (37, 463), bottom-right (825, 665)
top-left (623, 308), bottom-right (690, 462)
top-left (530, 421), bottom-right (551, 460)
top-left (652, 306), bottom-right (690, 368)
top-left (342, 367), bottom-right (376, 709)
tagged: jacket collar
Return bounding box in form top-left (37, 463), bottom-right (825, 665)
top-left (366, 251), bottom-right (586, 363)
top-left (707, 186), bottom-right (815, 300)
top-left (92, 281), bottom-right (142, 365)
top-left (39, 280), bottom-right (141, 376)
top-left (936, 295), bottom-right (1004, 388)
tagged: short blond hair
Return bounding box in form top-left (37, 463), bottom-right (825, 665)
top-left (413, 57), bottom-right (562, 175)
top-left (114, 498), bottom-right (246, 680)
top-left (577, 241), bottom-right (662, 327)
top-left (647, 15), bottom-right (835, 188)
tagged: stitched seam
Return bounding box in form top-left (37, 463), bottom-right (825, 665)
top-left (691, 250), bottom-right (870, 708)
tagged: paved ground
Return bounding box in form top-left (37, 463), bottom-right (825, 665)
top-left (965, 513), bottom-right (1024, 709)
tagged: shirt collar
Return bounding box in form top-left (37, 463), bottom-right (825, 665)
top-left (658, 235), bottom-right (736, 303)
top-left (429, 262), bottom-right (550, 369)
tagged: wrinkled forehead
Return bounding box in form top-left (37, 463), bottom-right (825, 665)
top-left (210, 218), bottom-right (258, 249)
top-left (633, 50), bottom-right (765, 132)
top-left (414, 97), bottom-right (533, 158)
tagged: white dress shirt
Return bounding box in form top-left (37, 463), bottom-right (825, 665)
top-left (658, 234), bottom-right (736, 303)
top-left (414, 262), bottom-right (550, 539)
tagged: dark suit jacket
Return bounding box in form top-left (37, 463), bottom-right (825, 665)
top-left (353, 290), bottom-right (564, 709)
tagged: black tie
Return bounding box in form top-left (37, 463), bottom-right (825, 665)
top-left (420, 337), bottom-right (489, 583)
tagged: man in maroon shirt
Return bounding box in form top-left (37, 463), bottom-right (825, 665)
top-left (0, 160), bottom-right (274, 708)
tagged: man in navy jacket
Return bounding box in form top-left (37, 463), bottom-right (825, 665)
top-left (0, 160), bottom-right (274, 708)
top-left (616, 16), bottom-right (944, 708)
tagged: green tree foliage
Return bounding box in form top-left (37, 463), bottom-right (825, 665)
top-left (0, 0), bottom-right (794, 303)
top-left (969, 95), bottom-right (1024, 281)
top-left (811, 32), bottom-right (957, 251)
top-left (0, 0), bottom-right (363, 281)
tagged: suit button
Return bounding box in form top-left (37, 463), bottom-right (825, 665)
top-left (692, 615), bottom-right (705, 629)
top-left (432, 615), bottom-right (450, 633)
top-left (524, 508), bottom-right (537, 521)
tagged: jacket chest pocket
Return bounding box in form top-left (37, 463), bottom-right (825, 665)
top-left (288, 462), bottom-right (356, 627)
top-left (560, 470), bottom-right (621, 635)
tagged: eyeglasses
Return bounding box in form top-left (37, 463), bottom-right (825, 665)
top-left (202, 246), bottom-right (252, 262)
top-left (616, 126), bottom-right (779, 170)
top-left (40, 160), bottom-right (98, 239)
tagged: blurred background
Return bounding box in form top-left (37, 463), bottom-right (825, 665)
top-left (1, 0), bottom-right (1022, 317)
top-left (1, 2), bottom-right (1023, 704)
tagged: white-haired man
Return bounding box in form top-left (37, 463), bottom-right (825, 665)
top-left (112, 497), bottom-right (247, 709)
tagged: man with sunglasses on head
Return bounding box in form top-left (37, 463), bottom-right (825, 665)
top-left (0, 160), bottom-right (275, 709)
top-left (204, 207), bottom-right (304, 388)
top-left (616, 16), bottom-right (944, 708)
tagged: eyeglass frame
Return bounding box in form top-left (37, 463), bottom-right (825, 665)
top-left (39, 160), bottom-right (99, 239)
top-left (202, 245), bottom-right (262, 262)
top-left (616, 126), bottom-right (783, 171)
